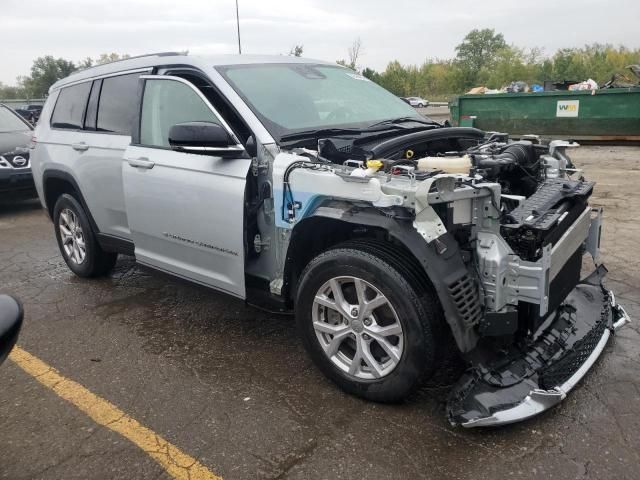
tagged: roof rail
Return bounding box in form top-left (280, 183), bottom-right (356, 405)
top-left (78, 51), bottom-right (186, 72)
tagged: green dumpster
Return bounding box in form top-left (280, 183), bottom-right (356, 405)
top-left (449, 87), bottom-right (640, 141)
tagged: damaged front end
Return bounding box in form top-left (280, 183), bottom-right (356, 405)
top-left (269, 127), bottom-right (630, 427)
top-left (445, 151), bottom-right (631, 427)
top-left (449, 268), bottom-right (630, 427)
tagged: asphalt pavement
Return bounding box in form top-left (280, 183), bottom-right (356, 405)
top-left (0, 146), bottom-right (639, 479)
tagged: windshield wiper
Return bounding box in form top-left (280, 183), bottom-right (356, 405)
top-left (279, 118), bottom-right (439, 143)
top-left (367, 116), bottom-right (438, 128)
top-left (280, 127), bottom-right (370, 142)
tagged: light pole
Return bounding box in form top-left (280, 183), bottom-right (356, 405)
top-left (235, 0), bottom-right (242, 54)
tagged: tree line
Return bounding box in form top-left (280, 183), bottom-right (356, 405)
top-left (0, 53), bottom-right (130, 99)
top-left (2, 29), bottom-right (639, 101)
top-left (360, 29), bottom-right (640, 101)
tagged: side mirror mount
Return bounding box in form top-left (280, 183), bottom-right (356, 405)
top-left (245, 135), bottom-right (257, 158)
top-left (168, 122), bottom-right (247, 158)
top-left (0, 295), bottom-right (23, 366)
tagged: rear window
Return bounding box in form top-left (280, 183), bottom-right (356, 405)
top-left (96, 73), bottom-right (141, 135)
top-left (50, 82), bottom-right (92, 129)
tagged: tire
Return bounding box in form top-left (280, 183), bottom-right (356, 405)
top-left (53, 194), bottom-right (117, 278)
top-left (296, 242), bottom-right (443, 403)
top-left (418, 103), bottom-right (424, 108)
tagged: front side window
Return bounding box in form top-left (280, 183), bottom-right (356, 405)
top-left (140, 79), bottom-right (222, 148)
top-left (50, 82), bottom-right (92, 129)
top-left (0, 106), bottom-right (31, 132)
top-left (217, 64), bottom-right (420, 140)
top-left (97, 73), bottom-right (141, 135)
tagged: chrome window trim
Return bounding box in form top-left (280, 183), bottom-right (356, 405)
top-left (50, 67), bottom-right (153, 92)
top-left (179, 145), bottom-right (245, 152)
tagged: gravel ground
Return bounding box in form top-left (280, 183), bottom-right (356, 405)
top-left (0, 146), bottom-right (638, 480)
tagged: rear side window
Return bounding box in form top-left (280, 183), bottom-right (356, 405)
top-left (0, 106), bottom-right (31, 132)
top-left (50, 82), bottom-right (92, 129)
top-left (97, 73), bottom-right (141, 135)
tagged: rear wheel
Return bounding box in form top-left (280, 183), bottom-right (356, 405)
top-left (296, 244), bottom-right (443, 402)
top-left (53, 194), bottom-right (117, 277)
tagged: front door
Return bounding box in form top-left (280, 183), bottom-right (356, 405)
top-left (122, 76), bottom-right (251, 298)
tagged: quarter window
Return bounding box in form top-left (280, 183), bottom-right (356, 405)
top-left (96, 73), bottom-right (141, 135)
top-left (50, 82), bottom-right (92, 129)
top-left (140, 79), bottom-right (222, 148)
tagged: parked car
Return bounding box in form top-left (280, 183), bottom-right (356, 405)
top-left (0, 104), bottom-right (36, 199)
top-left (31, 53), bottom-right (630, 427)
top-left (405, 96), bottom-right (429, 108)
top-left (0, 295), bottom-right (23, 366)
top-left (25, 105), bottom-right (43, 123)
top-left (12, 105), bottom-right (42, 124)
top-left (13, 107), bottom-right (36, 124)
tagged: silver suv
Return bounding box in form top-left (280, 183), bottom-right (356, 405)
top-left (31, 53), bottom-right (630, 427)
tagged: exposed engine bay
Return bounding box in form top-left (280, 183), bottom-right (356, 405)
top-left (266, 126), bottom-right (630, 427)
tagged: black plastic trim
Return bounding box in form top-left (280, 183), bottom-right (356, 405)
top-left (245, 274), bottom-right (291, 314)
top-left (96, 233), bottom-right (135, 256)
top-left (369, 127), bottom-right (485, 158)
top-left (83, 79), bottom-right (103, 131)
top-left (41, 170), bottom-right (99, 233)
top-left (290, 204), bottom-right (480, 352)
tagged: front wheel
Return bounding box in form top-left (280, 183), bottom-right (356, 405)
top-left (296, 245), bottom-right (442, 402)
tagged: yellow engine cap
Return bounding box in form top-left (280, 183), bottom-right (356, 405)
top-left (366, 160), bottom-right (383, 171)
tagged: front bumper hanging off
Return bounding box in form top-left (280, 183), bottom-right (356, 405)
top-left (447, 272), bottom-right (630, 428)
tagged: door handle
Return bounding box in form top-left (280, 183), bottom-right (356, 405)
top-left (71, 142), bottom-right (89, 152)
top-left (126, 157), bottom-right (155, 169)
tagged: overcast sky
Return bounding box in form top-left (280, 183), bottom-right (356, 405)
top-left (2, 0), bottom-right (639, 85)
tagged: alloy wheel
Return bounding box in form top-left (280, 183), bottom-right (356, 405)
top-left (59, 208), bottom-right (86, 265)
top-left (312, 276), bottom-right (404, 380)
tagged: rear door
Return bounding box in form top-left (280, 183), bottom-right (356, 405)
top-left (79, 72), bottom-right (147, 239)
top-left (122, 75), bottom-right (251, 298)
top-left (37, 71), bottom-right (148, 240)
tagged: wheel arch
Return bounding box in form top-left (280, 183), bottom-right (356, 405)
top-left (42, 169), bottom-right (100, 234)
top-left (284, 211), bottom-right (390, 303)
top-left (284, 202), bottom-right (480, 353)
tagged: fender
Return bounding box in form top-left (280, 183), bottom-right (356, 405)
top-left (291, 202), bottom-right (480, 352)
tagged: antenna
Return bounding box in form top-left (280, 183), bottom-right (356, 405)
top-left (235, 0), bottom-right (242, 54)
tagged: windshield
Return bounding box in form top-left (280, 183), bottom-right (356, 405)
top-left (217, 64), bottom-right (421, 140)
top-left (0, 106), bottom-right (30, 132)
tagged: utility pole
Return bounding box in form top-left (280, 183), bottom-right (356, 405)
top-left (235, 0), bottom-right (242, 54)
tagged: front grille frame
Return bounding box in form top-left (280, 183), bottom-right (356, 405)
top-left (0, 152), bottom-right (30, 169)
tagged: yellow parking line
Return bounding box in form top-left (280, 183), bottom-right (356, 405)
top-left (9, 346), bottom-right (222, 480)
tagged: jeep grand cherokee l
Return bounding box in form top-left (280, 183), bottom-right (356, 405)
top-left (30, 53), bottom-right (630, 427)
